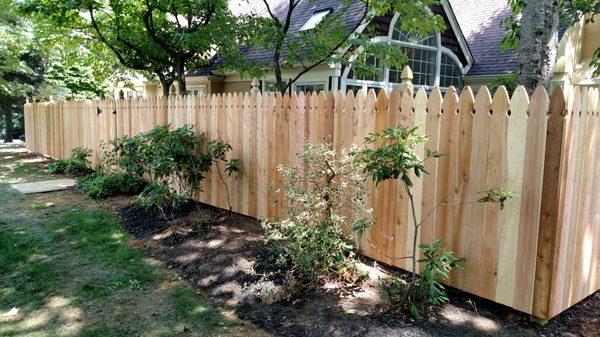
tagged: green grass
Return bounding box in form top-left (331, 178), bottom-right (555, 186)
top-left (0, 142), bottom-right (253, 337)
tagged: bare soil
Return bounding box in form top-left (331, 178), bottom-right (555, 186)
top-left (101, 199), bottom-right (599, 337)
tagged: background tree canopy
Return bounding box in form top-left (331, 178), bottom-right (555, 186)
top-left (1, 0), bottom-right (131, 140)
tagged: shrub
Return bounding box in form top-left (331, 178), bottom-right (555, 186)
top-left (48, 147), bottom-right (92, 175)
top-left (380, 240), bottom-right (463, 317)
top-left (262, 142), bottom-right (372, 285)
top-left (104, 124), bottom-right (239, 215)
top-left (76, 171), bottom-right (146, 199)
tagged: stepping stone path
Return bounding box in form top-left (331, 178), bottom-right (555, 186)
top-left (10, 179), bottom-right (76, 194)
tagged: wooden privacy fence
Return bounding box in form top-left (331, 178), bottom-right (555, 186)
top-left (24, 83), bottom-right (599, 320)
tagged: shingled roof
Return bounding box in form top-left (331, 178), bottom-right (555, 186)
top-left (228, 0), bottom-right (367, 63)
top-left (196, 0), bottom-right (521, 77)
top-left (448, 0), bottom-right (518, 76)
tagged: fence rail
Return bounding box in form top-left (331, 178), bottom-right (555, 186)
top-left (24, 83), bottom-right (599, 320)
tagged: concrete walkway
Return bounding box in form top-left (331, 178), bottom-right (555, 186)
top-left (10, 179), bottom-right (76, 194)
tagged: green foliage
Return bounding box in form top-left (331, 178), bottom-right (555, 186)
top-left (486, 73), bottom-right (518, 94)
top-left (48, 147), bottom-right (91, 175)
top-left (76, 171), bottom-right (146, 199)
top-left (263, 142), bottom-right (372, 284)
top-left (478, 187), bottom-right (514, 210)
top-left (502, 0), bottom-right (600, 76)
top-left (500, 0), bottom-right (524, 52)
top-left (105, 124), bottom-right (239, 213)
top-left (20, 0), bottom-right (237, 94)
top-left (380, 240), bottom-right (463, 318)
top-left (223, 0), bottom-right (445, 93)
top-left (361, 124), bottom-right (442, 187)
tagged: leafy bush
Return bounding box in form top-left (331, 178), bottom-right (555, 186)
top-left (262, 142), bottom-right (372, 285)
top-left (48, 147), bottom-right (92, 175)
top-left (486, 73), bottom-right (518, 93)
top-left (76, 171), bottom-right (146, 199)
top-left (380, 240), bottom-right (463, 317)
top-left (105, 124), bottom-right (239, 214)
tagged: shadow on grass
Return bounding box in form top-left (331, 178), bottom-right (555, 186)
top-left (0, 142), bottom-right (256, 337)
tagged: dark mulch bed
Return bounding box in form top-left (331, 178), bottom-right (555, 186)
top-left (109, 200), bottom-right (598, 337)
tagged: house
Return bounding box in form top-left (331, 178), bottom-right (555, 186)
top-left (113, 0), bottom-right (600, 98)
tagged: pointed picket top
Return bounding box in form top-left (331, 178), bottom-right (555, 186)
top-left (376, 89), bottom-right (388, 113)
top-left (474, 85), bottom-right (492, 116)
top-left (592, 88), bottom-right (598, 116)
top-left (243, 90), bottom-right (251, 106)
top-left (326, 90), bottom-right (335, 103)
top-left (335, 90), bottom-right (345, 114)
top-left (414, 87), bottom-right (428, 117)
top-left (459, 86), bottom-right (475, 114)
top-left (529, 85), bottom-right (550, 120)
top-left (297, 90), bottom-right (305, 102)
top-left (427, 87), bottom-right (442, 116)
top-left (317, 90), bottom-right (327, 109)
top-left (344, 89), bottom-right (355, 116)
top-left (366, 88), bottom-right (377, 108)
top-left (492, 85), bottom-right (511, 117)
top-left (442, 86), bottom-right (459, 114)
top-left (549, 86), bottom-right (566, 119)
top-left (510, 85), bottom-right (529, 118)
top-left (388, 88), bottom-right (401, 116)
top-left (581, 86), bottom-right (591, 116)
top-left (290, 91), bottom-right (298, 104)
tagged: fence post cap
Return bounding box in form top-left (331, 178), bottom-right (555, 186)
top-left (251, 78), bottom-right (261, 94)
top-left (401, 65), bottom-right (413, 81)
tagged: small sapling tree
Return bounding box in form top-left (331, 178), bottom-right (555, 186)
top-left (361, 124), bottom-right (512, 317)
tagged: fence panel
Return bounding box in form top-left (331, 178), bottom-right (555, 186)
top-left (23, 82), bottom-right (600, 320)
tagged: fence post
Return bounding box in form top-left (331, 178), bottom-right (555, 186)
top-left (532, 85), bottom-right (566, 320)
top-left (399, 65), bottom-right (414, 96)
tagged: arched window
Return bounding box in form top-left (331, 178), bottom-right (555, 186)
top-left (343, 14), bottom-right (465, 93)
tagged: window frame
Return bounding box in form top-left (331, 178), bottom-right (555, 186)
top-left (294, 81), bottom-right (327, 94)
top-left (186, 85), bottom-right (208, 96)
top-left (341, 13), bottom-right (466, 94)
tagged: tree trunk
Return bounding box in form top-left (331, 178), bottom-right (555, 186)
top-left (517, 0), bottom-right (560, 92)
top-left (176, 61), bottom-right (186, 95)
top-left (177, 76), bottom-right (186, 95)
top-left (3, 108), bottom-right (14, 143)
top-left (161, 80), bottom-right (172, 96)
top-left (157, 72), bottom-right (174, 97)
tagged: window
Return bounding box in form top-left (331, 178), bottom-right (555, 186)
top-left (392, 28), bottom-right (437, 47)
top-left (345, 85), bottom-right (364, 95)
top-left (439, 54), bottom-right (463, 88)
top-left (265, 81), bottom-right (282, 92)
top-left (347, 55), bottom-right (384, 82)
top-left (389, 47), bottom-right (437, 86)
top-left (299, 9), bottom-right (332, 31)
top-left (342, 14), bottom-right (465, 93)
top-left (186, 86), bottom-right (207, 95)
top-left (295, 82), bottom-right (325, 94)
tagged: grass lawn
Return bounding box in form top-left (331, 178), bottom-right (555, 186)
top-left (0, 142), bottom-right (266, 337)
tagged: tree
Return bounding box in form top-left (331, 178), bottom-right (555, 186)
top-left (361, 124), bottom-right (512, 317)
top-left (21, 0), bottom-right (237, 95)
top-left (223, 0), bottom-right (444, 94)
top-left (502, 0), bottom-right (600, 92)
top-left (2, 0), bottom-right (125, 141)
